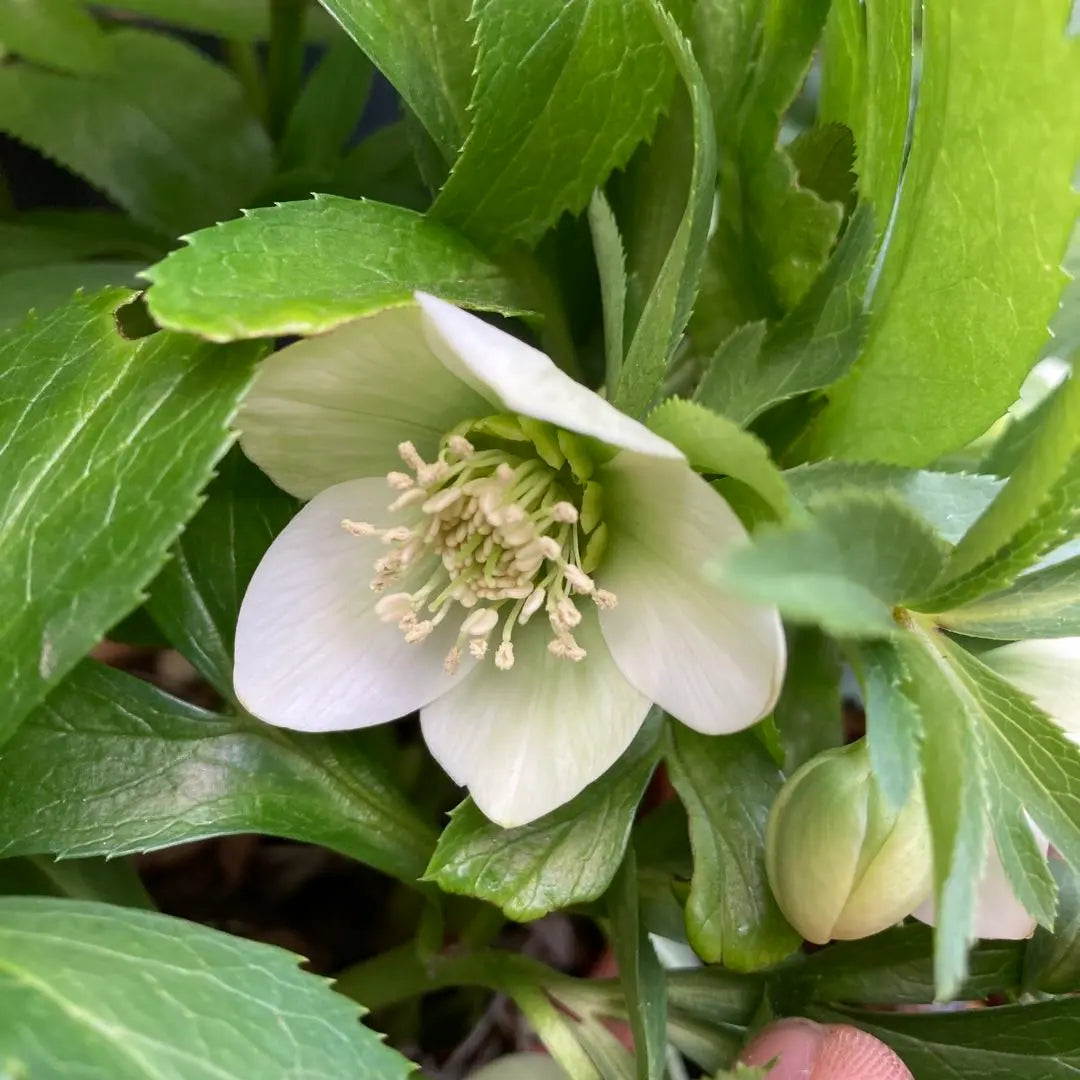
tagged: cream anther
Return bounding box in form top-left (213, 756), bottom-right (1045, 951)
top-left (375, 593), bottom-right (414, 624)
top-left (382, 525), bottom-right (414, 544)
top-left (389, 488), bottom-right (427, 511)
top-left (563, 565), bottom-right (595, 594)
top-left (387, 471), bottom-right (414, 490)
top-left (423, 487), bottom-right (464, 515)
top-left (461, 608), bottom-right (499, 638)
top-left (418, 461), bottom-right (451, 487)
top-left (405, 620), bottom-right (434, 644)
top-left (548, 635), bottom-right (586, 661)
top-left (551, 501), bottom-right (579, 523)
top-left (495, 642), bottom-right (515, 670)
top-left (341, 518), bottom-right (377, 537)
top-left (521, 587), bottom-right (546, 622)
top-left (448, 435), bottom-right (474, 457)
top-left (444, 646), bottom-right (462, 675)
top-left (593, 588), bottom-right (618, 609)
top-left (537, 536), bottom-right (562, 560)
top-left (469, 638), bottom-right (489, 659)
top-left (398, 441), bottom-right (426, 471)
top-left (552, 597), bottom-right (583, 629)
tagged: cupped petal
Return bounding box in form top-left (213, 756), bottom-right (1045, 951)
top-left (983, 638), bottom-right (1080, 742)
top-left (420, 607), bottom-right (651, 827)
top-left (912, 828), bottom-right (1048, 940)
top-left (415, 292), bottom-right (682, 460)
top-left (596, 452), bottom-right (785, 734)
top-left (238, 305), bottom-right (490, 498)
top-left (234, 477), bottom-right (470, 731)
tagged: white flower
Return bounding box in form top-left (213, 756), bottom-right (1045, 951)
top-left (233, 294), bottom-right (785, 826)
top-left (914, 637), bottom-right (1080, 939)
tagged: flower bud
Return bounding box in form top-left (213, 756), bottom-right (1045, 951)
top-left (765, 740), bottom-right (932, 944)
top-left (469, 1054), bottom-right (567, 1080)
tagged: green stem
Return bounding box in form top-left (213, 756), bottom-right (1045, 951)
top-left (225, 39), bottom-right (267, 126)
top-left (506, 249), bottom-right (583, 382)
top-left (266, 0), bottom-right (308, 140)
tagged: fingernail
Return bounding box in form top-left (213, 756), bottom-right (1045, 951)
top-left (739, 1018), bottom-right (828, 1078)
top-left (739, 1020), bottom-right (913, 1080)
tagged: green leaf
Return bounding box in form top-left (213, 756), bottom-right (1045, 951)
top-left (711, 1066), bottom-right (770, 1080)
top-left (0, 29), bottom-right (273, 236)
top-left (696, 204), bottom-right (875, 426)
top-left (815, 999), bottom-right (1080, 1080)
top-left (318, 0), bottom-right (474, 163)
top-left (771, 924), bottom-right (1022, 1012)
top-left (588, 190), bottom-right (628, 391)
top-left (785, 462), bottom-right (1003, 545)
top-left (0, 290), bottom-right (262, 745)
top-left (0, 662), bottom-right (436, 885)
top-left (856, 640), bottom-right (923, 809)
top-left (819, 0), bottom-right (914, 224)
top-left (808, 0), bottom-right (1080, 465)
top-left (609, 847), bottom-right (667, 1080)
top-left (713, 491), bottom-right (949, 638)
top-left (646, 398), bottom-right (792, 519)
top-left (99, 0), bottom-right (335, 40)
top-left (432, 0), bottom-right (674, 252)
top-left (0, 897), bottom-right (413, 1078)
top-left (987, 783), bottom-right (1057, 931)
top-left (0, 211), bottom-right (166, 274)
top-left (772, 627), bottom-right (843, 774)
top-left (915, 372), bottom-right (1080, 611)
top-left (0, 856), bottom-right (152, 909)
top-left (0, 0), bottom-right (110, 73)
top-left (0, 260), bottom-right (143, 331)
top-left (1024, 857), bottom-right (1080, 994)
top-left (940, 554), bottom-right (1080, 640)
top-left (143, 195), bottom-right (528, 341)
top-left (424, 713), bottom-right (663, 920)
top-left (665, 726), bottom-right (801, 971)
top-left (146, 449), bottom-right (299, 700)
top-left (612, 3), bottom-right (715, 418)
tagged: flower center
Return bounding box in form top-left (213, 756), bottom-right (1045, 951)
top-left (342, 414), bottom-right (616, 674)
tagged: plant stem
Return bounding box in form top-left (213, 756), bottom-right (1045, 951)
top-left (266, 0), bottom-right (307, 141)
top-left (225, 39), bottom-right (267, 126)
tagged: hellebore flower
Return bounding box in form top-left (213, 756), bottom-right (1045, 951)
top-left (916, 637), bottom-right (1080, 939)
top-left (766, 740), bottom-right (932, 944)
top-left (233, 294), bottom-right (784, 826)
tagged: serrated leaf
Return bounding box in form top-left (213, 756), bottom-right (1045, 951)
top-left (612, 4), bottom-right (715, 418)
top-left (0, 0), bottom-right (110, 74)
top-left (317, 0), bottom-right (474, 163)
top-left (0, 856), bottom-right (152, 909)
top-left (696, 204), bottom-right (875, 426)
top-left (0, 30), bottom-right (272, 236)
top-left (588, 189), bottom-right (628, 389)
top-left (814, 999), bottom-right (1080, 1080)
top-left (665, 727), bottom-right (801, 971)
top-left (915, 372), bottom-right (1080, 611)
top-left (0, 662), bottom-right (436, 885)
top-left (143, 196), bottom-right (528, 341)
top-left (424, 713), bottom-right (662, 921)
top-left (986, 784), bottom-right (1057, 931)
top-left (609, 847), bottom-right (667, 1080)
top-left (0, 897), bottom-right (413, 1079)
top-left (771, 628), bottom-right (843, 773)
top-left (146, 449), bottom-right (299, 700)
top-left (939, 555), bottom-right (1080, 640)
top-left (808, 0), bottom-right (1080, 465)
top-left (1024, 857), bottom-right (1080, 994)
top-left (646, 398), bottom-right (792, 519)
top-left (0, 260), bottom-right (143, 331)
top-left (0, 290), bottom-right (262, 745)
top-left (432, 0), bottom-right (674, 252)
top-left (713, 491), bottom-right (949, 638)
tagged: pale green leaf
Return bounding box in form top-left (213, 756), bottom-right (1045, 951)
top-left (588, 189), bottom-right (628, 391)
top-left (938, 554), bottom-right (1080, 640)
top-left (424, 714), bottom-right (662, 921)
top-left (317, 0), bottom-right (474, 162)
top-left (0, 290), bottom-right (262, 744)
top-left (432, 0), bottom-right (674, 251)
top-left (646, 398), bottom-right (792, 518)
top-left (0, 0), bottom-right (110, 73)
top-left (986, 784), bottom-right (1057, 931)
top-left (808, 0), bottom-right (1080, 465)
top-left (665, 727), bottom-right (801, 971)
top-left (0, 30), bottom-right (273, 236)
top-left (0, 662), bottom-right (437, 884)
top-left (0, 897), bottom-right (413, 1079)
top-left (143, 196), bottom-right (528, 341)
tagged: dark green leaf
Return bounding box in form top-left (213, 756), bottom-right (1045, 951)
top-left (1024, 857), bottom-right (1080, 994)
top-left (146, 449), bottom-right (299, 700)
top-left (424, 714), bottom-right (662, 920)
top-left (318, 0), bottom-right (474, 162)
top-left (665, 726), bottom-right (801, 971)
top-left (609, 847), bottom-right (667, 1080)
top-left (772, 627), bottom-right (843, 774)
top-left (99, 0), bottom-right (335, 39)
top-left (0, 211), bottom-right (166, 275)
top-left (433, 0), bottom-right (674, 251)
top-left (815, 998), bottom-right (1080, 1080)
top-left (0, 897), bottom-right (413, 1078)
top-left (0, 856), bottom-right (152, 909)
top-left (0, 0), bottom-right (110, 73)
top-left (588, 190), bottom-right (628, 390)
top-left (144, 196), bottom-right (528, 341)
top-left (808, 0), bottom-right (1080, 465)
top-left (0, 30), bottom-right (272, 235)
top-left (0, 290), bottom-right (262, 745)
top-left (0, 261), bottom-right (143, 331)
top-left (0, 663), bottom-right (436, 885)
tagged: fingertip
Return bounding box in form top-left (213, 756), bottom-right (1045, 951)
top-left (739, 1018), bottom-right (828, 1077)
top-left (739, 1020), bottom-right (913, 1080)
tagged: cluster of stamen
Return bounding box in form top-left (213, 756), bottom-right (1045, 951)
top-left (343, 425), bottom-right (616, 674)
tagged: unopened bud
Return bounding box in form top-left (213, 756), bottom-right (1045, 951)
top-left (765, 740), bottom-right (932, 944)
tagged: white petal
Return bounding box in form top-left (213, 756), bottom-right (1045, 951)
top-left (912, 830), bottom-right (1046, 940)
top-left (596, 452), bottom-right (785, 734)
top-left (234, 477), bottom-right (469, 731)
top-left (415, 292), bottom-right (682, 460)
top-left (420, 608), bottom-right (651, 827)
top-left (238, 305), bottom-right (490, 498)
top-left (983, 638), bottom-right (1080, 742)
